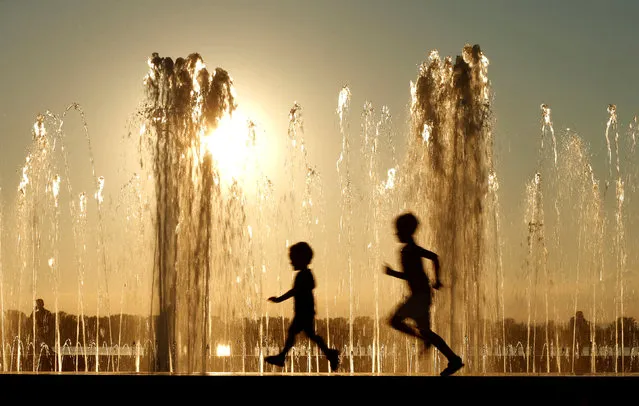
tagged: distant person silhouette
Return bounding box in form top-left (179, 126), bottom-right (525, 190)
top-left (28, 299), bottom-right (53, 347)
top-left (384, 212), bottom-right (464, 376)
top-left (265, 241), bottom-right (340, 371)
top-left (27, 298), bottom-right (54, 371)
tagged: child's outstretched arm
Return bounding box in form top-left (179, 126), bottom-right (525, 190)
top-left (268, 289), bottom-right (294, 303)
top-left (384, 264), bottom-right (406, 280)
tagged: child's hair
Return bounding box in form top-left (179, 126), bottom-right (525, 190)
top-left (395, 212), bottom-right (419, 236)
top-left (289, 241), bottom-right (314, 266)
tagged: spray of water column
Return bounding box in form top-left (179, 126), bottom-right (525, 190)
top-left (524, 172), bottom-right (546, 373)
top-left (540, 105), bottom-right (565, 374)
top-left (336, 85), bottom-right (354, 373)
top-left (605, 104), bottom-right (627, 373)
top-left (378, 106), bottom-right (401, 373)
top-left (403, 45), bottom-right (494, 373)
top-left (13, 116), bottom-right (64, 371)
top-left (487, 170), bottom-right (506, 372)
top-left (141, 52), bottom-right (236, 373)
top-left (360, 101), bottom-right (379, 372)
top-left (542, 105), bottom-right (560, 373)
top-left (587, 164), bottom-right (604, 374)
top-left (40, 104), bottom-right (99, 372)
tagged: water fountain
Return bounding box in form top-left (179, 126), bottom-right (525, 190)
top-left (1, 44), bottom-right (638, 375)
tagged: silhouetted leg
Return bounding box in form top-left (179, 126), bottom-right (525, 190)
top-left (281, 319), bottom-right (302, 356)
top-left (266, 318), bottom-right (302, 367)
top-left (415, 314), bottom-right (432, 351)
top-left (389, 298), bottom-right (421, 338)
top-left (422, 328), bottom-right (464, 376)
top-left (422, 329), bottom-right (457, 360)
top-left (303, 319), bottom-right (340, 371)
top-left (303, 321), bottom-right (330, 355)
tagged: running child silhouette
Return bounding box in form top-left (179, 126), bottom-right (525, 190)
top-left (384, 212), bottom-right (464, 376)
top-left (265, 241), bottom-right (340, 371)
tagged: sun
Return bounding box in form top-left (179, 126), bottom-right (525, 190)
top-left (201, 108), bottom-right (256, 187)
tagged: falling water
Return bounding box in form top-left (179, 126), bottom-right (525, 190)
top-left (606, 104), bottom-right (626, 373)
top-left (140, 52), bottom-right (237, 373)
top-left (487, 170), bottom-right (506, 373)
top-left (402, 45), bottom-right (495, 373)
top-left (524, 171), bottom-right (546, 373)
top-left (542, 106), bottom-right (566, 374)
top-left (336, 85), bottom-right (354, 373)
top-left (361, 101), bottom-right (380, 372)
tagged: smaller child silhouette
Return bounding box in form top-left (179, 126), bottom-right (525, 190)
top-left (265, 242), bottom-right (340, 371)
top-left (385, 212), bottom-right (464, 376)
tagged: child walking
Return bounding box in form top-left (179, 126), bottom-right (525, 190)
top-left (265, 241), bottom-right (340, 371)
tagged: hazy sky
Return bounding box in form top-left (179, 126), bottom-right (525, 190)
top-left (1, 0), bottom-right (638, 322)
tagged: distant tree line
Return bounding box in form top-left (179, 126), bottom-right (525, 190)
top-left (2, 309), bottom-right (637, 352)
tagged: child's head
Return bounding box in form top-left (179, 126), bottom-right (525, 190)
top-left (289, 241), bottom-right (313, 270)
top-left (395, 212), bottom-right (419, 243)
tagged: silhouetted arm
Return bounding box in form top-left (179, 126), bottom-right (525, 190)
top-left (268, 289), bottom-right (294, 303)
top-left (420, 247), bottom-right (442, 289)
top-left (384, 264), bottom-right (406, 280)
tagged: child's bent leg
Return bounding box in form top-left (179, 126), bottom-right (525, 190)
top-left (390, 316), bottom-right (420, 338)
top-left (389, 299), bottom-right (421, 338)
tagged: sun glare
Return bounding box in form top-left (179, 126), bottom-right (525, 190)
top-left (216, 344), bottom-right (231, 357)
top-left (202, 108), bottom-right (256, 187)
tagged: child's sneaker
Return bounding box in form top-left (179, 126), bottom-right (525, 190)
top-left (440, 356), bottom-right (464, 377)
top-left (265, 354), bottom-right (285, 367)
top-left (327, 349), bottom-right (340, 371)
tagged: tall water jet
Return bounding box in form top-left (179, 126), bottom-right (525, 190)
top-left (272, 101), bottom-right (327, 371)
top-left (605, 104), bottom-right (626, 373)
top-left (554, 133), bottom-right (605, 373)
top-left (403, 45), bottom-right (494, 372)
top-left (522, 104), bottom-right (557, 373)
top-left (524, 172), bottom-right (546, 373)
top-left (140, 52), bottom-right (236, 373)
top-left (336, 85), bottom-right (354, 373)
top-left (487, 170), bottom-right (506, 373)
top-left (540, 104), bottom-right (562, 374)
top-left (14, 114), bottom-right (67, 371)
top-left (360, 101), bottom-right (379, 372)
